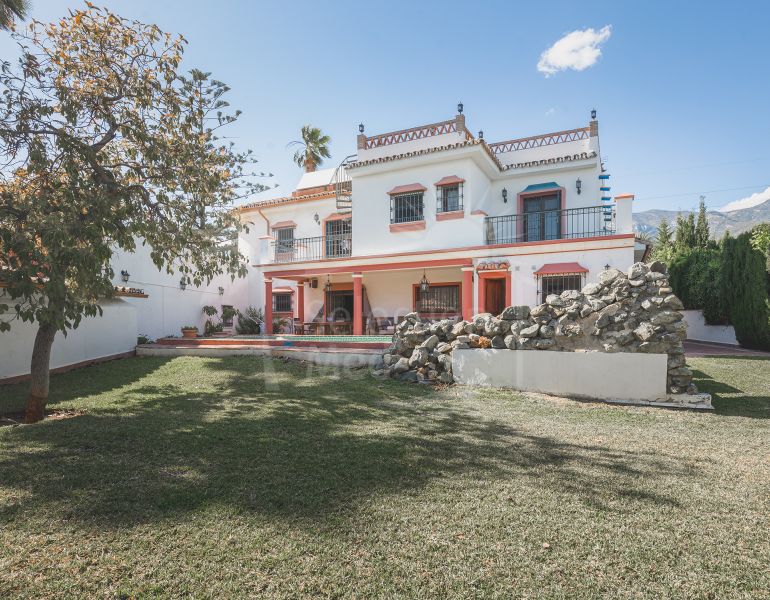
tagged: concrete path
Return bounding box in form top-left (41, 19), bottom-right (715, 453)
top-left (684, 340), bottom-right (770, 358)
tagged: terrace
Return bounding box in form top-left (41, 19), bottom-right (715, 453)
top-left (485, 204), bottom-right (615, 245)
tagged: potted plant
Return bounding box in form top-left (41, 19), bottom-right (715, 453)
top-left (235, 306), bottom-right (264, 335)
top-left (181, 325), bottom-right (198, 338)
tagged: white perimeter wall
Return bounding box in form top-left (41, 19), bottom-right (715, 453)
top-left (682, 310), bottom-right (738, 345)
top-left (113, 243), bottom-right (250, 340)
top-left (0, 298), bottom-right (137, 380)
top-left (453, 349), bottom-right (669, 402)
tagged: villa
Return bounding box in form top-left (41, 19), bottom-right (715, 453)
top-left (0, 106), bottom-right (641, 381)
top-left (238, 106), bottom-right (636, 335)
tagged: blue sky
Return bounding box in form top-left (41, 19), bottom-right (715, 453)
top-left (2, 0), bottom-right (769, 212)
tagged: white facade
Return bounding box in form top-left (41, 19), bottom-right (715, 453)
top-left (238, 111), bottom-right (636, 333)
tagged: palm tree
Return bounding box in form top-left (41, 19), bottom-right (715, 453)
top-left (288, 125), bottom-right (331, 172)
top-left (0, 0), bottom-right (30, 31)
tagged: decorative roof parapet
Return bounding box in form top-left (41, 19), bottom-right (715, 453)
top-left (488, 127), bottom-right (590, 154)
top-left (361, 117), bottom-right (472, 149)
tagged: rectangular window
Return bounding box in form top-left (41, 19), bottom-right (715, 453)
top-left (523, 192), bottom-right (561, 242)
top-left (415, 284), bottom-right (460, 315)
top-left (274, 227), bottom-right (295, 258)
top-left (437, 184), bottom-right (463, 213)
top-left (391, 192), bottom-right (424, 224)
top-left (272, 293), bottom-right (292, 313)
top-left (539, 274), bottom-right (582, 303)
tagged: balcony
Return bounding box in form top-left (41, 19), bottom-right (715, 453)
top-left (485, 205), bottom-right (615, 245)
top-left (270, 233), bottom-right (352, 263)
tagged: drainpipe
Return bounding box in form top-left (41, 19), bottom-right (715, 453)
top-left (257, 208), bottom-right (270, 236)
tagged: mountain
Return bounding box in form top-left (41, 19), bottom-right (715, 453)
top-left (633, 199), bottom-right (770, 239)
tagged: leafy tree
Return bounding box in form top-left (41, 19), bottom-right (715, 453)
top-left (288, 125), bottom-right (331, 172)
top-left (0, 6), bottom-right (267, 422)
top-left (720, 231), bottom-right (770, 350)
top-left (0, 0), bottom-right (29, 30)
top-left (695, 196), bottom-right (711, 249)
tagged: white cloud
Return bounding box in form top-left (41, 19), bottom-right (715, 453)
top-left (716, 186), bottom-right (770, 212)
top-left (545, 107), bottom-right (556, 116)
top-left (537, 26), bottom-right (612, 77)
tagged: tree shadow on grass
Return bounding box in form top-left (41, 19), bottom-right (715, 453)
top-left (691, 357), bottom-right (770, 419)
top-left (0, 356), bottom-right (697, 528)
top-left (0, 356), bottom-right (174, 417)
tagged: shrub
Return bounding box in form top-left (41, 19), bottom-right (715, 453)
top-left (668, 249), bottom-right (728, 324)
top-left (235, 306), bottom-right (264, 334)
top-left (721, 232), bottom-right (770, 350)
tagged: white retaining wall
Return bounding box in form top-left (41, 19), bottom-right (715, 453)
top-left (0, 298), bottom-right (137, 380)
top-left (452, 349), bottom-right (668, 402)
top-left (682, 310), bottom-right (738, 346)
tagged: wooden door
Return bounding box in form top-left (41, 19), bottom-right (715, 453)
top-left (485, 278), bottom-right (505, 316)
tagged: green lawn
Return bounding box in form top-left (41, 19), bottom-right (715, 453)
top-left (0, 355), bottom-right (768, 598)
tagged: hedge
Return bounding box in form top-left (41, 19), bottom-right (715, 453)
top-left (720, 232), bottom-right (770, 351)
top-left (668, 249), bottom-right (728, 325)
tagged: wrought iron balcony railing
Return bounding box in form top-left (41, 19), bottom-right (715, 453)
top-left (271, 233), bottom-right (352, 263)
top-left (485, 205), bottom-right (615, 245)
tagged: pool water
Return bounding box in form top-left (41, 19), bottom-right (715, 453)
top-left (238, 335), bottom-right (392, 343)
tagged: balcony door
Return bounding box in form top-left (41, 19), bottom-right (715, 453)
top-left (523, 193), bottom-right (561, 242)
top-left (325, 218), bottom-right (351, 259)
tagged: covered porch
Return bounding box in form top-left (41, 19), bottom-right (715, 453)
top-left (261, 256), bottom-right (529, 335)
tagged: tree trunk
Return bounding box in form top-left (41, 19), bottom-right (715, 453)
top-left (25, 322), bottom-right (58, 423)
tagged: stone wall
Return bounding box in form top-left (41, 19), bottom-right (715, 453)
top-left (377, 262), bottom-right (702, 402)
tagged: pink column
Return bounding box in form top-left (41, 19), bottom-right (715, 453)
top-left (353, 273), bottom-right (363, 336)
top-left (462, 267), bottom-right (474, 321)
top-left (264, 278), bottom-right (273, 334)
top-left (297, 281), bottom-right (305, 322)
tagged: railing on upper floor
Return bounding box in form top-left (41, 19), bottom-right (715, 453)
top-left (485, 205), bottom-right (615, 245)
top-left (270, 233), bottom-right (352, 263)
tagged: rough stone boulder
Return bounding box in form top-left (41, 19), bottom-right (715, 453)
top-left (374, 262), bottom-right (696, 396)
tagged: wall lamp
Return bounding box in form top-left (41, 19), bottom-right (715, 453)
top-left (179, 278), bottom-right (187, 291)
top-left (502, 188), bottom-right (508, 203)
top-left (314, 213), bottom-right (320, 224)
top-left (576, 178), bottom-right (582, 195)
top-left (120, 269), bottom-right (130, 283)
top-left (218, 286), bottom-right (224, 296)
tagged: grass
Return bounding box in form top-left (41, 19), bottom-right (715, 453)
top-left (0, 354), bottom-right (768, 598)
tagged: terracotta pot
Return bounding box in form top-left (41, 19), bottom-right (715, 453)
top-left (181, 328), bottom-right (198, 338)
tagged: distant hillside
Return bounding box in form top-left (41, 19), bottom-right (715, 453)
top-left (633, 199), bottom-right (770, 239)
